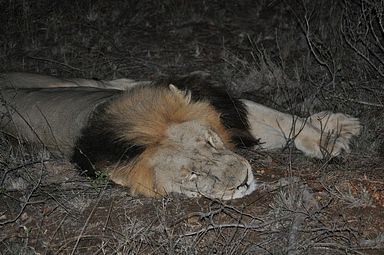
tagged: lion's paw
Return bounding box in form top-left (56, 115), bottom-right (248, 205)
top-left (296, 134), bottom-right (350, 159)
top-left (295, 112), bottom-right (361, 158)
top-left (297, 112), bottom-right (361, 159)
top-left (310, 111), bottom-right (361, 141)
top-left (320, 135), bottom-right (351, 158)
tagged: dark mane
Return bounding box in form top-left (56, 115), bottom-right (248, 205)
top-left (71, 93), bottom-right (144, 177)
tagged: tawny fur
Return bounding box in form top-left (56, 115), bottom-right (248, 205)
top-left (108, 147), bottom-right (159, 197)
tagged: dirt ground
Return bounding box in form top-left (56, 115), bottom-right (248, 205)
top-left (1, 1), bottom-right (384, 254)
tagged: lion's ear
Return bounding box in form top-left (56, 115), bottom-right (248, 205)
top-left (169, 84), bottom-right (191, 104)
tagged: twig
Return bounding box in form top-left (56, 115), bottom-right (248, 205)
top-left (313, 242), bottom-right (365, 255)
top-left (341, 14), bottom-right (384, 78)
top-left (179, 217), bottom-right (290, 238)
top-left (43, 213), bottom-right (69, 255)
top-left (286, 211), bottom-right (306, 255)
top-left (27, 55), bottom-right (83, 72)
top-left (102, 198), bottom-right (114, 232)
top-left (55, 235), bottom-right (112, 254)
top-left (170, 207), bottom-right (224, 227)
top-left (70, 183), bottom-right (107, 255)
top-left (1, 159), bottom-right (51, 186)
top-left (326, 95), bottom-right (384, 107)
top-left (0, 168), bottom-right (43, 225)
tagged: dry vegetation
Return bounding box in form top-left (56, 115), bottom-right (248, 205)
top-left (0, 0), bottom-right (384, 254)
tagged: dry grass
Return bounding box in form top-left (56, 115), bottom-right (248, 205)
top-left (1, 0), bottom-right (384, 254)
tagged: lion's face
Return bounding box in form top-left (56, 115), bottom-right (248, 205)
top-left (150, 120), bottom-right (257, 200)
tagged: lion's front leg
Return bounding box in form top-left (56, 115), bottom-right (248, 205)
top-left (241, 100), bottom-right (360, 158)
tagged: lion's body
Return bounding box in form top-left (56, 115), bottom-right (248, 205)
top-left (0, 72), bottom-right (361, 199)
top-left (0, 87), bottom-right (119, 156)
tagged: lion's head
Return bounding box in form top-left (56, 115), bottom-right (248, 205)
top-left (149, 120), bottom-right (256, 199)
top-left (105, 85), bottom-right (257, 200)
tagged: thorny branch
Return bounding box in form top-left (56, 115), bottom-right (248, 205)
top-left (0, 168), bottom-right (43, 226)
top-left (341, 0), bottom-right (384, 78)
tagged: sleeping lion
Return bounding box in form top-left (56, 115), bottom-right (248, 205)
top-left (0, 72), bottom-right (361, 200)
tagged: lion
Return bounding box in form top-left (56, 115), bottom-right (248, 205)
top-left (0, 72), bottom-right (361, 200)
